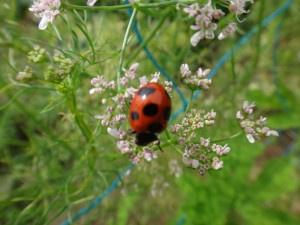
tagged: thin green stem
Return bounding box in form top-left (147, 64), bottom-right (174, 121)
top-left (138, 0), bottom-right (197, 8)
top-left (61, 1), bottom-right (197, 11)
top-left (52, 23), bottom-right (62, 41)
top-left (185, 90), bottom-right (194, 113)
top-left (65, 92), bottom-right (92, 143)
top-left (210, 131), bottom-right (243, 143)
top-left (117, 8), bottom-right (138, 91)
top-left (61, 2), bottom-right (131, 11)
top-left (127, 10), bottom-right (169, 64)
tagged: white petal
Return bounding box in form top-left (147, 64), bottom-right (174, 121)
top-left (246, 134), bottom-right (255, 143)
top-left (129, 63), bottom-right (139, 72)
top-left (87, 0), bottom-right (97, 6)
top-left (38, 14), bottom-right (50, 30)
top-left (269, 130), bottom-right (279, 137)
top-left (107, 127), bottom-right (119, 139)
top-left (218, 32), bottom-right (226, 40)
top-left (89, 88), bottom-right (96, 95)
top-left (190, 31), bottom-right (203, 47)
top-left (191, 159), bottom-right (199, 168)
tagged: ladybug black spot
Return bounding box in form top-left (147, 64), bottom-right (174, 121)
top-left (131, 111), bottom-right (139, 121)
top-left (138, 87), bottom-right (155, 98)
top-left (163, 106), bottom-right (171, 120)
top-left (143, 103), bottom-right (158, 117)
top-left (148, 123), bottom-right (163, 133)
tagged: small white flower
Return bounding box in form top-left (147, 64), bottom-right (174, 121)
top-left (212, 157), bottom-right (223, 170)
top-left (197, 68), bottom-right (211, 78)
top-left (236, 111), bottom-right (244, 120)
top-left (200, 137), bottom-right (210, 147)
top-left (139, 76), bottom-right (148, 85)
top-left (243, 101), bottom-right (255, 114)
top-left (213, 144), bottom-right (231, 156)
top-left (150, 72), bottom-right (160, 83)
top-left (262, 127), bottom-right (279, 137)
top-left (127, 63), bottom-right (139, 73)
top-left (89, 87), bottom-right (104, 95)
top-left (183, 3), bottom-right (200, 17)
top-left (143, 149), bottom-right (157, 161)
top-left (218, 23), bottom-right (237, 40)
top-left (123, 63), bottom-right (139, 80)
top-left (117, 140), bottom-right (131, 154)
top-left (180, 64), bottom-right (192, 78)
top-left (125, 87), bottom-right (137, 98)
top-left (191, 159), bottom-right (200, 168)
top-left (228, 0), bottom-right (254, 15)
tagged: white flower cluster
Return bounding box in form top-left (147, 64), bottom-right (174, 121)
top-left (29, 0), bottom-right (100, 29)
top-left (182, 0), bottom-right (254, 46)
top-left (29, 0), bottom-right (61, 30)
top-left (236, 101), bottom-right (279, 143)
top-left (170, 109), bottom-right (230, 175)
top-left (180, 64), bottom-right (211, 90)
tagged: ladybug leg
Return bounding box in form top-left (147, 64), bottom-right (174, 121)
top-left (153, 137), bottom-right (163, 152)
top-left (156, 141), bottom-right (163, 152)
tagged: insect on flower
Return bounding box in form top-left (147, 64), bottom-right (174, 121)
top-left (129, 82), bottom-right (172, 149)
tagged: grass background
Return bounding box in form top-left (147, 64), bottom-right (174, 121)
top-left (1, 0), bottom-right (300, 224)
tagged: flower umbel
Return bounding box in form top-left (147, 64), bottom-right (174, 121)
top-left (29, 0), bottom-right (61, 30)
top-left (16, 66), bottom-right (35, 82)
top-left (170, 108), bottom-right (229, 175)
top-left (184, 1), bottom-right (224, 46)
top-left (180, 64), bottom-right (211, 90)
top-left (28, 45), bottom-right (47, 63)
top-left (236, 101), bottom-right (279, 143)
top-left (228, 0), bottom-right (254, 15)
top-left (44, 53), bottom-right (74, 82)
top-left (181, 0), bottom-right (255, 45)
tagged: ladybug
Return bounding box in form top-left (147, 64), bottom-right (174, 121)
top-left (129, 82), bottom-right (172, 148)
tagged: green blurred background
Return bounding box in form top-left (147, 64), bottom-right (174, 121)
top-left (1, 0), bottom-right (300, 224)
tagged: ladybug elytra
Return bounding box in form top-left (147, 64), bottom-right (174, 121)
top-left (129, 82), bottom-right (172, 147)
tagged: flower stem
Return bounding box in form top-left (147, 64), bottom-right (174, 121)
top-left (61, 3), bottom-right (131, 11)
top-left (138, 0), bottom-right (197, 8)
top-left (211, 131), bottom-right (243, 143)
top-left (184, 90), bottom-right (194, 113)
top-left (65, 92), bottom-right (92, 143)
top-left (127, 10), bottom-right (169, 64)
top-left (61, 1), bottom-right (197, 11)
top-left (117, 8), bottom-right (138, 91)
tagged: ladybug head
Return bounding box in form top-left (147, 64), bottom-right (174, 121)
top-left (135, 132), bottom-right (158, 146)
top-left (134, 132), bottom-right (162, 151)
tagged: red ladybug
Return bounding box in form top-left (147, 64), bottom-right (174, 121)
top-left (129, 82), bottom-right (171, 147)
